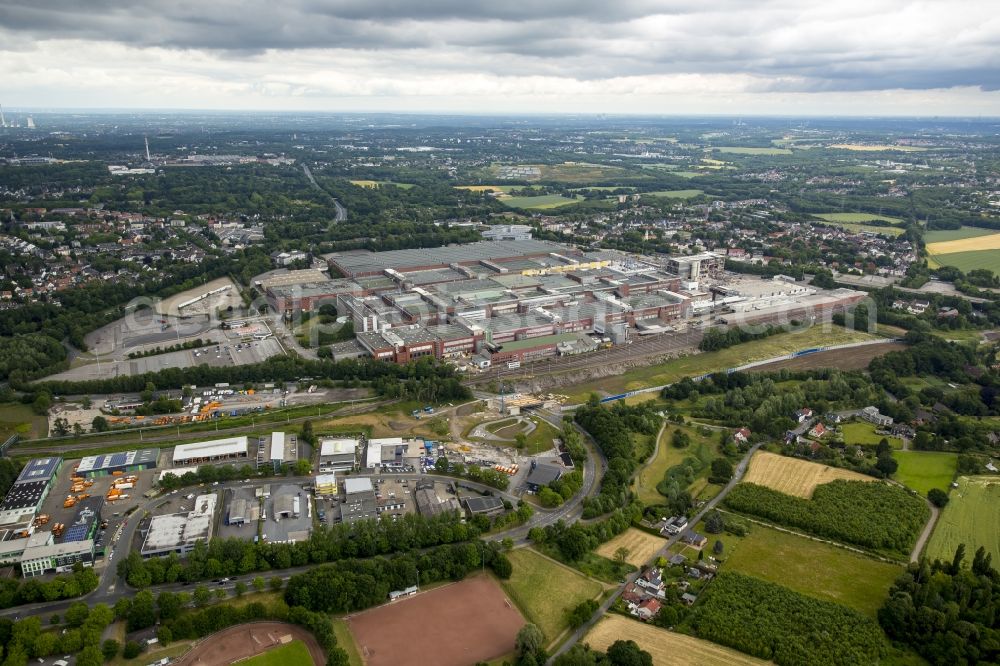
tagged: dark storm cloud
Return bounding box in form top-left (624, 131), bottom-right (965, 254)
top-left (0, 0), bottom-right (998, 93)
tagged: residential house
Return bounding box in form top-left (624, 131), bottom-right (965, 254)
top-left (635, 598), bottom-right (661, 621)
top-left (733, 427), bottom-right (751, 444)
top-left (795, 408), bottom-right (814, 423)
top-left (681, 532), bottom-right (708, 549)
top-left (808, 423), bottom-right (827, 438)
top-left (660, 515), bottom-right (689, 536)
top-left (861, 406), bottom-right (893, 427)
top-left (681, 592), bottom-right (698, 606)
top-left (636, 568), bottom-right (666, 597)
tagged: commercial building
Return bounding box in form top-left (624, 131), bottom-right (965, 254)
top-left (61, 496), bottom-right (104, 543)
top-left (414, 479), bottom-right (461, 517)
top-left (0, 458), bottom-right (61, 525)
top-left (172, 437), bottom-right (248, 466)
top-left (267, 432), bottom-right (298, 472)
top-left (483, 225), bottom-right (532, 241)
top-left (525, 462), bottom-right (563, 493)
top-left (463, 496), bottom-right (505, 517)
top-left (140, 494), bottom-right (217, 558)
top-left (226, 498), bottom-right (253, 526)
top-left (75, 449), bottom-right (159, 478)
top-left (666, 252), bottom-right (725, 280)
top-left (20, 536), bottom-right (95, 577)
top-left (315, 473), bottom-right (338, 496)
top-left (340, 477), bottom-right (377, 524)
top-left (318, 438), bottom-right (358, 473)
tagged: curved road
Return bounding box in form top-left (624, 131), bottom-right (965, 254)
top-left (302, 163), bottom-right (346, 222)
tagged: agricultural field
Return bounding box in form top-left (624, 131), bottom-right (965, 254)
top-left (564, 324), bottom-right (880, 402)
top-left (501, 194), bottom-right (583, 210)
top-left (454, 184), bottom-right (543, 193)
top-left (748, 342), bottom-right (905, 374)
top-left (633, 425), bottom-right (717, 506)
top-left (584, 614), bottom-right (769, 666)
top-left (242, 641), bottom-right (313, 666)
top-left (643, 189), bottom-right (704, 198)
top-left (501, 548), bottom-right (604, 644)
top-left (349, 180), bottom-right (415, 189)
top-left (926, 232), bottom-right (1000, 256)
top-left (724, 479), bottom-right (929, 558)
top-left (829, 143), bottom-right (928, 151)
top-left (713, 146), bottom-right (792, 155)
top-left (923, 226), bottom-right (999, 244)
top-left (892, 451), bottom-right (957, 496)
top-left (927, 248), bottom-right (1000, 273)
top-left (926, 476), bottom-right (1000, 564)
top-left (0, 403), bottom-right (47, 440)
top-left (594, 528), bottom-right (666, 567)
top-left (840, 421), bottom-right (902, 448)
top-left (724, 524), bottom-right (903, 616)
top-left (483, 161), bottom-right (634, 184)
top-left (741, 451), bottom-right (875, 499)
top-left (813, 212), bottom-right (904, 225)
top-left (683, 572), bottom-right (886, 665)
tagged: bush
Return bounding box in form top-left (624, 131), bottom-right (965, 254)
top-left (927, 488), bottom-right (949, 508)
top-left (123, 640), bottom-right (143, 659)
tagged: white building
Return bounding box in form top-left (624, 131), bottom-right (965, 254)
top-left (20, 533), bottom-right (95, 577)
top-left (483, 225), bottom-right (533, 242)
top-left (141, 494), bottom-right (217, 557)
top-left (319, 438), bottom-right (358, 473)
top-left (172, 437), bottom-right (249, 465)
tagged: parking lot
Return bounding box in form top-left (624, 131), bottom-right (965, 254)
top-left (218, 487), bottom-right (261, 541)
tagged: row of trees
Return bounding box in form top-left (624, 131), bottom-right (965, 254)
top-left (723, 480), bottom-right (929, 557)
top-left (0, 564), bottom-right (98, 610)
top-left (684, 572), bottom-right (886, 665)
top-left (530, 503), bottom-right (641, 563)
top-left (0, 600), bottom-right (115, 666)
top-left (283, 540), bottom-right (511, 613)
top-left (879, 545), bottom-right (1000, 665)
top-left (698, 323), bottom-right (788, 352)
top-left (117, 511), bottom-right (483, 587)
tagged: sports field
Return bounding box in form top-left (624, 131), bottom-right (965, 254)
top-left (724, 524), bottom-right (902, 616)
top-left (584, 614), bottom-right (768, 666)
top-left (927, 476), bottom-right (1000, 563)
top-left (714, 146), bottom-right (792, 155)
top-left (501, 194), bottom-right (583, 210)
top-left (173, 623), bottom-right (324, 666)
top-left (742, 451), bottom-right (874, 499)
top-left (242, 640), bottom-right (313, 666)
top-left (594, 528), bottom-right (666, 567)
top-left (644, 189), bottom-right (703, 198)
top-left (347, 576), bottom-right (524, 666)
top-left (892, 451), bottom-right (957, 496)
top-left (502, 548), bottom-right (603, 643)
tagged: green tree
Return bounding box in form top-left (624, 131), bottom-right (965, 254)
top-left (671, 429), bottom-right (690, 449)
top-left (101, 639), bottom-right (120, 660)
top-left (270, 576), bottom-right (284, 591)
top-left (123, 640), bottom-right (143, 659)
top-left (75, 646), bottom-right (104, 666)
top-left (710, 458), bottom-right (733, 482)
top-left (927, 488), bottom-right (949, 508)
top-left (234, 580), bottom-right (247, 597)
top-left (293, 459), bottom-right (312, 476)
top-left (614, 546), bottom-right (630, 564)
top-left (91, 415), bottom-right (109, 432)
top-left (252, 576), bottom-right (266, 592)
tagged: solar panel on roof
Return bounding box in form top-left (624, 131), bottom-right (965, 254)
top-left (110, 453), bottom-right (128, 466)
top-left (62, 525), bottom-right (90, 542)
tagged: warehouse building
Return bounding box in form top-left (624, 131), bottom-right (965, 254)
top-left (464, 496), bottom-right (505, 517)
top-left (0, 458), bottom-right (62, 525)
top-left (267, 432), bottom-right (298, 473)
top-left (141, 494), bottom-right (217, 558)
top-left (414, 480), bottom-right (461, 517)
top-left (172, 437), bottom-right (248, 466)
top-left (318, 439), bottom-right (358, 473)
top-left (61, 496), bottom-right (104, 544)
top-left (226, 497), bottom-right (253, 526)
top-left (20, 534), bottom-right (94, 577)
top-left (75, 449), bottom-right (159, 478)
top-left (525, 462), bottom-right (564, 493)
top-left (340, 477), bottom-right (377, 525)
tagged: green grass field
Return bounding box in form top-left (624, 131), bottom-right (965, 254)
top-left (840, 422), bottom-right (902, 448)
top-left (714, 147), bottom-right (793, 155)
top-left (501, 548), bottom-right (604, 644)
top-left (927, 249), bottom-right (1000, 273)
top-left (332, 619), bottom-right (362, 666)
top-left (923, 226), bottom-right (999, 243)
top-left (564, 325), bottom-right (879, 402)
top-left (242, 640), bottom-right (313, 666)
top-left (633, 425), bottom-right (718, 506)
top-left (813, 212), bottom-right (904, 225)
top-left (501, 194), bottom-right (583, 210)
top-left (644, 189), bottom-right (704, 198)
top-left (723, 524), bottom-right (902, 617)
top-left (927, 476), bottom-right (1000, 564)
top-left (892, 451), bottom-right (958, 496)
top-left (0, 403), bottom-right (48, 440)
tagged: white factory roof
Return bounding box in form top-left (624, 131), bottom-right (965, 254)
top-left (172, 436), bottom-right (248, 462)
top-left (344, 477), bottom-right (374, 495)
top-left (320, 438), bottom-right (358, 456)
top-left (365, 443), bottom-right (382, 468)
top-left (369, 437), bottom-right (404, 446)
top-left (270, 432), bottom-right (285, 461)
top-left (142, 494), bottom-right (216, 553)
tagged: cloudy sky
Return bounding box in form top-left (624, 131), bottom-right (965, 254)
top-left (1, 0), bottom-right (998, 115)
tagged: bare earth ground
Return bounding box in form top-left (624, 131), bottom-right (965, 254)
top-left (743, 450), bottom-right (875, 499)
top-left (595, 528), bottom-right (667, 567)
top-left (584, 614), bottom-right (768, 666)
top-left (748, 342), bottom-right (905, 373)
top-left (346, 576), bottom-right (524, 666)
top-left (172, 622), bottom-right (324, 666)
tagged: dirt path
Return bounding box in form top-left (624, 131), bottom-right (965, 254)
top-left (911, 500), bottom-right (940, 563)
top-left (172, 621), bottom-right (325, 666)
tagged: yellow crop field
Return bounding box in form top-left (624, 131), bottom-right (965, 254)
top-left (584, 615), bottom-right (768, 666)
top-left (927, 233), bottom-right (1000, 255)
top-left (594, 528), bottom-right (666, 567)
top-left (742, 451), bottom-right (874, 498)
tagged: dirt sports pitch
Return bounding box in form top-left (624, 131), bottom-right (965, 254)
top-left (346, 576), bottom-right (524, 666)
top-left (742, 451), bottom-right (874, 498)
top-left (172, 622), bottom-right (324, 666)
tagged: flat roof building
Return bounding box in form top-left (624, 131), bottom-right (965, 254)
top-left (319, 438), bottom-right (358, 473)
top-left (315, 473), bottom-right (338, 496)
top-left (340, 477), bottom-right (377, 525)
top-left (0, 480), bottom-right (54, 525)
top-left (267, 432), bottom-right (297, 471)
top-left (20, 538), bottom-right (94, 577)
top-left (61, 496), bottom-right (104, 544)
top-left (15, 457), bottom-right (61, 485)
top-left (141, 494), bottom-right (217, 558)
top-left (172, 437), bottom-right (248, 465)
top-left (525, 462), bottom-right (563, 492)
top-left (76, 449), bottom-right (159, 478)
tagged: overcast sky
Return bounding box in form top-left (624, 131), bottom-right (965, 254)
top-left (1, 0), bottom-right (998, 115)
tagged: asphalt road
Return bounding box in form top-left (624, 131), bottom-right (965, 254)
top-left (548, 442), bottom-right (763, 663)
top-left (302, 163), bottom-right (346, 222)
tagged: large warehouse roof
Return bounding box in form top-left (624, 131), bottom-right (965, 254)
top-left (173, 437), bottom-right (248, 463)
top-left (77, 449), bottom-right (159, 474)
top-left (320, 438), bottom-right (357, 457)
top-left (270, 432), bottom-right (285, 461)
top-left (15, 458), bottom-right (60, 485)
top-left (327, 240), bottom-right (572, 276)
